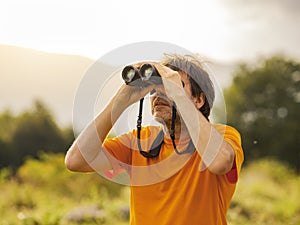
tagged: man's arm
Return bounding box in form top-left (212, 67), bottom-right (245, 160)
top-left (154, 64), bottom-right (234, 175)
top-left (170, 92), bottom-right (234, 175)
top-left (65, 83), bottom-right (154, 173)
top-left (64, 99), bottom-right (116, 172)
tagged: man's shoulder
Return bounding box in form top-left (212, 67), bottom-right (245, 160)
top-left (213, 124), bottom-right (241, 138)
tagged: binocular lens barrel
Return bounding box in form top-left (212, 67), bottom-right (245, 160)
top-left (122, 63), bottom-right (160, 85)
top-left (122, 66), bottom-right (138, 84)
top-left (139, 64), bottom-right (156, 80)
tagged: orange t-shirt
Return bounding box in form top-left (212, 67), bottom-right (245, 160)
top-left (103, 124), bottom-right (244, 225)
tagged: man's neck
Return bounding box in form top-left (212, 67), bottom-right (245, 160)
top-left (162, 123), bottom-right (190, 141)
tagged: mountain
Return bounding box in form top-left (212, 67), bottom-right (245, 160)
top-left (0, 45), bottom-right (94, 126)
top-left (0, 44), bottom-right (237, 127)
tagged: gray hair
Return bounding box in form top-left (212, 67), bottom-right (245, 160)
top-left (162, 54), bottom-right (215, 120)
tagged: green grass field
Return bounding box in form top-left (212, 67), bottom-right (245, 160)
top-left (0, 153), bottom-right (299, 225)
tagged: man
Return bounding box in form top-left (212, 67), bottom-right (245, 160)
top-left (65, 54), bottom-right (244, 225)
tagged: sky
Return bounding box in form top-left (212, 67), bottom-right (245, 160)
top-left (1, 0), bottom-right (300, 130)
top-left (1, 0), bottom-right (300, 63)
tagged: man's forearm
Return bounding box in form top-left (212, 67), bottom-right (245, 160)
top-left (65, 94), bottom-right (128, 172)
top-left (172, 93), bottom-right (234, 174)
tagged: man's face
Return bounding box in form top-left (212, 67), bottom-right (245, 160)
top-left (150, 71), bottom-right (193, 125)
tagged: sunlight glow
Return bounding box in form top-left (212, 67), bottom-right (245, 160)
top-left (1, 0), bottom-right (299, 62)
top-left (0, 0), bottom-right (235, 61)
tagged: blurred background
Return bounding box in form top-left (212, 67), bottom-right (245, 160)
top-left (0, 0), bottom-right (299, 225)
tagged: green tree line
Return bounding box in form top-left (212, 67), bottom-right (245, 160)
top-left (224, 55), bottom-right (300, 172)
top-left (0, 100), bottom-right (74, 169)
top-left (0, 55), bottom-right (299, 173)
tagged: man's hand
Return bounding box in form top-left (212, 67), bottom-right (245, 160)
top-left (151, 63), bottom-right (186, 101)
top-left (115, 82), bottom-right (155, 108)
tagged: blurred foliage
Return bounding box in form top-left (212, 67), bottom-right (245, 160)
top-left (0, 100), bottom-right (74, 169)
top-left (228, 159), bottom-right (300, 225)
top-left (17, 152), bottom-right (123, 199)
top-left (0, 154), bottom-right (298, 225)
top-left (224, 55), bottom-right (300, 172)
top-left (0, 153), bottom-right (128, 225)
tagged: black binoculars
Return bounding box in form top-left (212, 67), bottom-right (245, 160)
top-left (121, 64), bottom-right (162, 86)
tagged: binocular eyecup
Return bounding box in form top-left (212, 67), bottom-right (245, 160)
top-left (122, 63), bottom-right (161, 86)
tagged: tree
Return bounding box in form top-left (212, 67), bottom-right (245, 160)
top-left (0, 111), bottom-right (16, 168)
top-left (224, 56), bottom-right (300, 172)
top-left (0, 100), bottom-right (74, 168)
top-left (11, 100), bottom-right (73, 167)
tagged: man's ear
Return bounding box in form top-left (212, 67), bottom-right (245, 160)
top-left (193, 93), bottom-right (205, 110)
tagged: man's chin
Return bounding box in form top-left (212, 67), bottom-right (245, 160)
top-left (153, 116), bottom-right (165, 124)
top-left (152, 114), bottom-right (170, 127)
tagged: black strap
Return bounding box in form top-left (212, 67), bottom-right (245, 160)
top-left (170, 104), bottom-right (196, 155)
top-left (137, 98), bottom-right (195, 158)
top-left (137, 98), bottom-right (163, 158)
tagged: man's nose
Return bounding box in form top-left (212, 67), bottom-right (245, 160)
top-left (151, 85), bottom-right (166, 95)
top-left (150, 90), bottom-right (166, 98)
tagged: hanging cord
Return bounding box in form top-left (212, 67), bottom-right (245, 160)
top-left (137, 97), bottom-right (163, 158)
top-left (170, 103), bottom-right (196, 155)
top-left (170, 103), bottom-right (183, 155)
top-left (137, 98), bottom-right (195, 158)
top-left (137, 98), bottom-right (144, 151)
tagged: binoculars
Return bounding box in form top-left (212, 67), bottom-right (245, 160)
top-left (122, 63), bottom-right (161, 86)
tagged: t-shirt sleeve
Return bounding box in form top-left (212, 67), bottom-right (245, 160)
top-left (225, 126), bottom-right (244, 183)
top-left (216, 125), bottom-right (244, 184)
top-left (102, 132), bottom-right (133, 177)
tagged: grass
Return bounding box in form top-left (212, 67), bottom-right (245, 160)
top-left (0, 153), bottom-right (299, 225)
top-left (227, 159), bottom-right (300, 225)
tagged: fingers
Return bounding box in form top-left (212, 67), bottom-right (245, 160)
top-left (151, 63), bottom-right (178, 79)
top-left (152, 63), bottom-right (183, 90)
